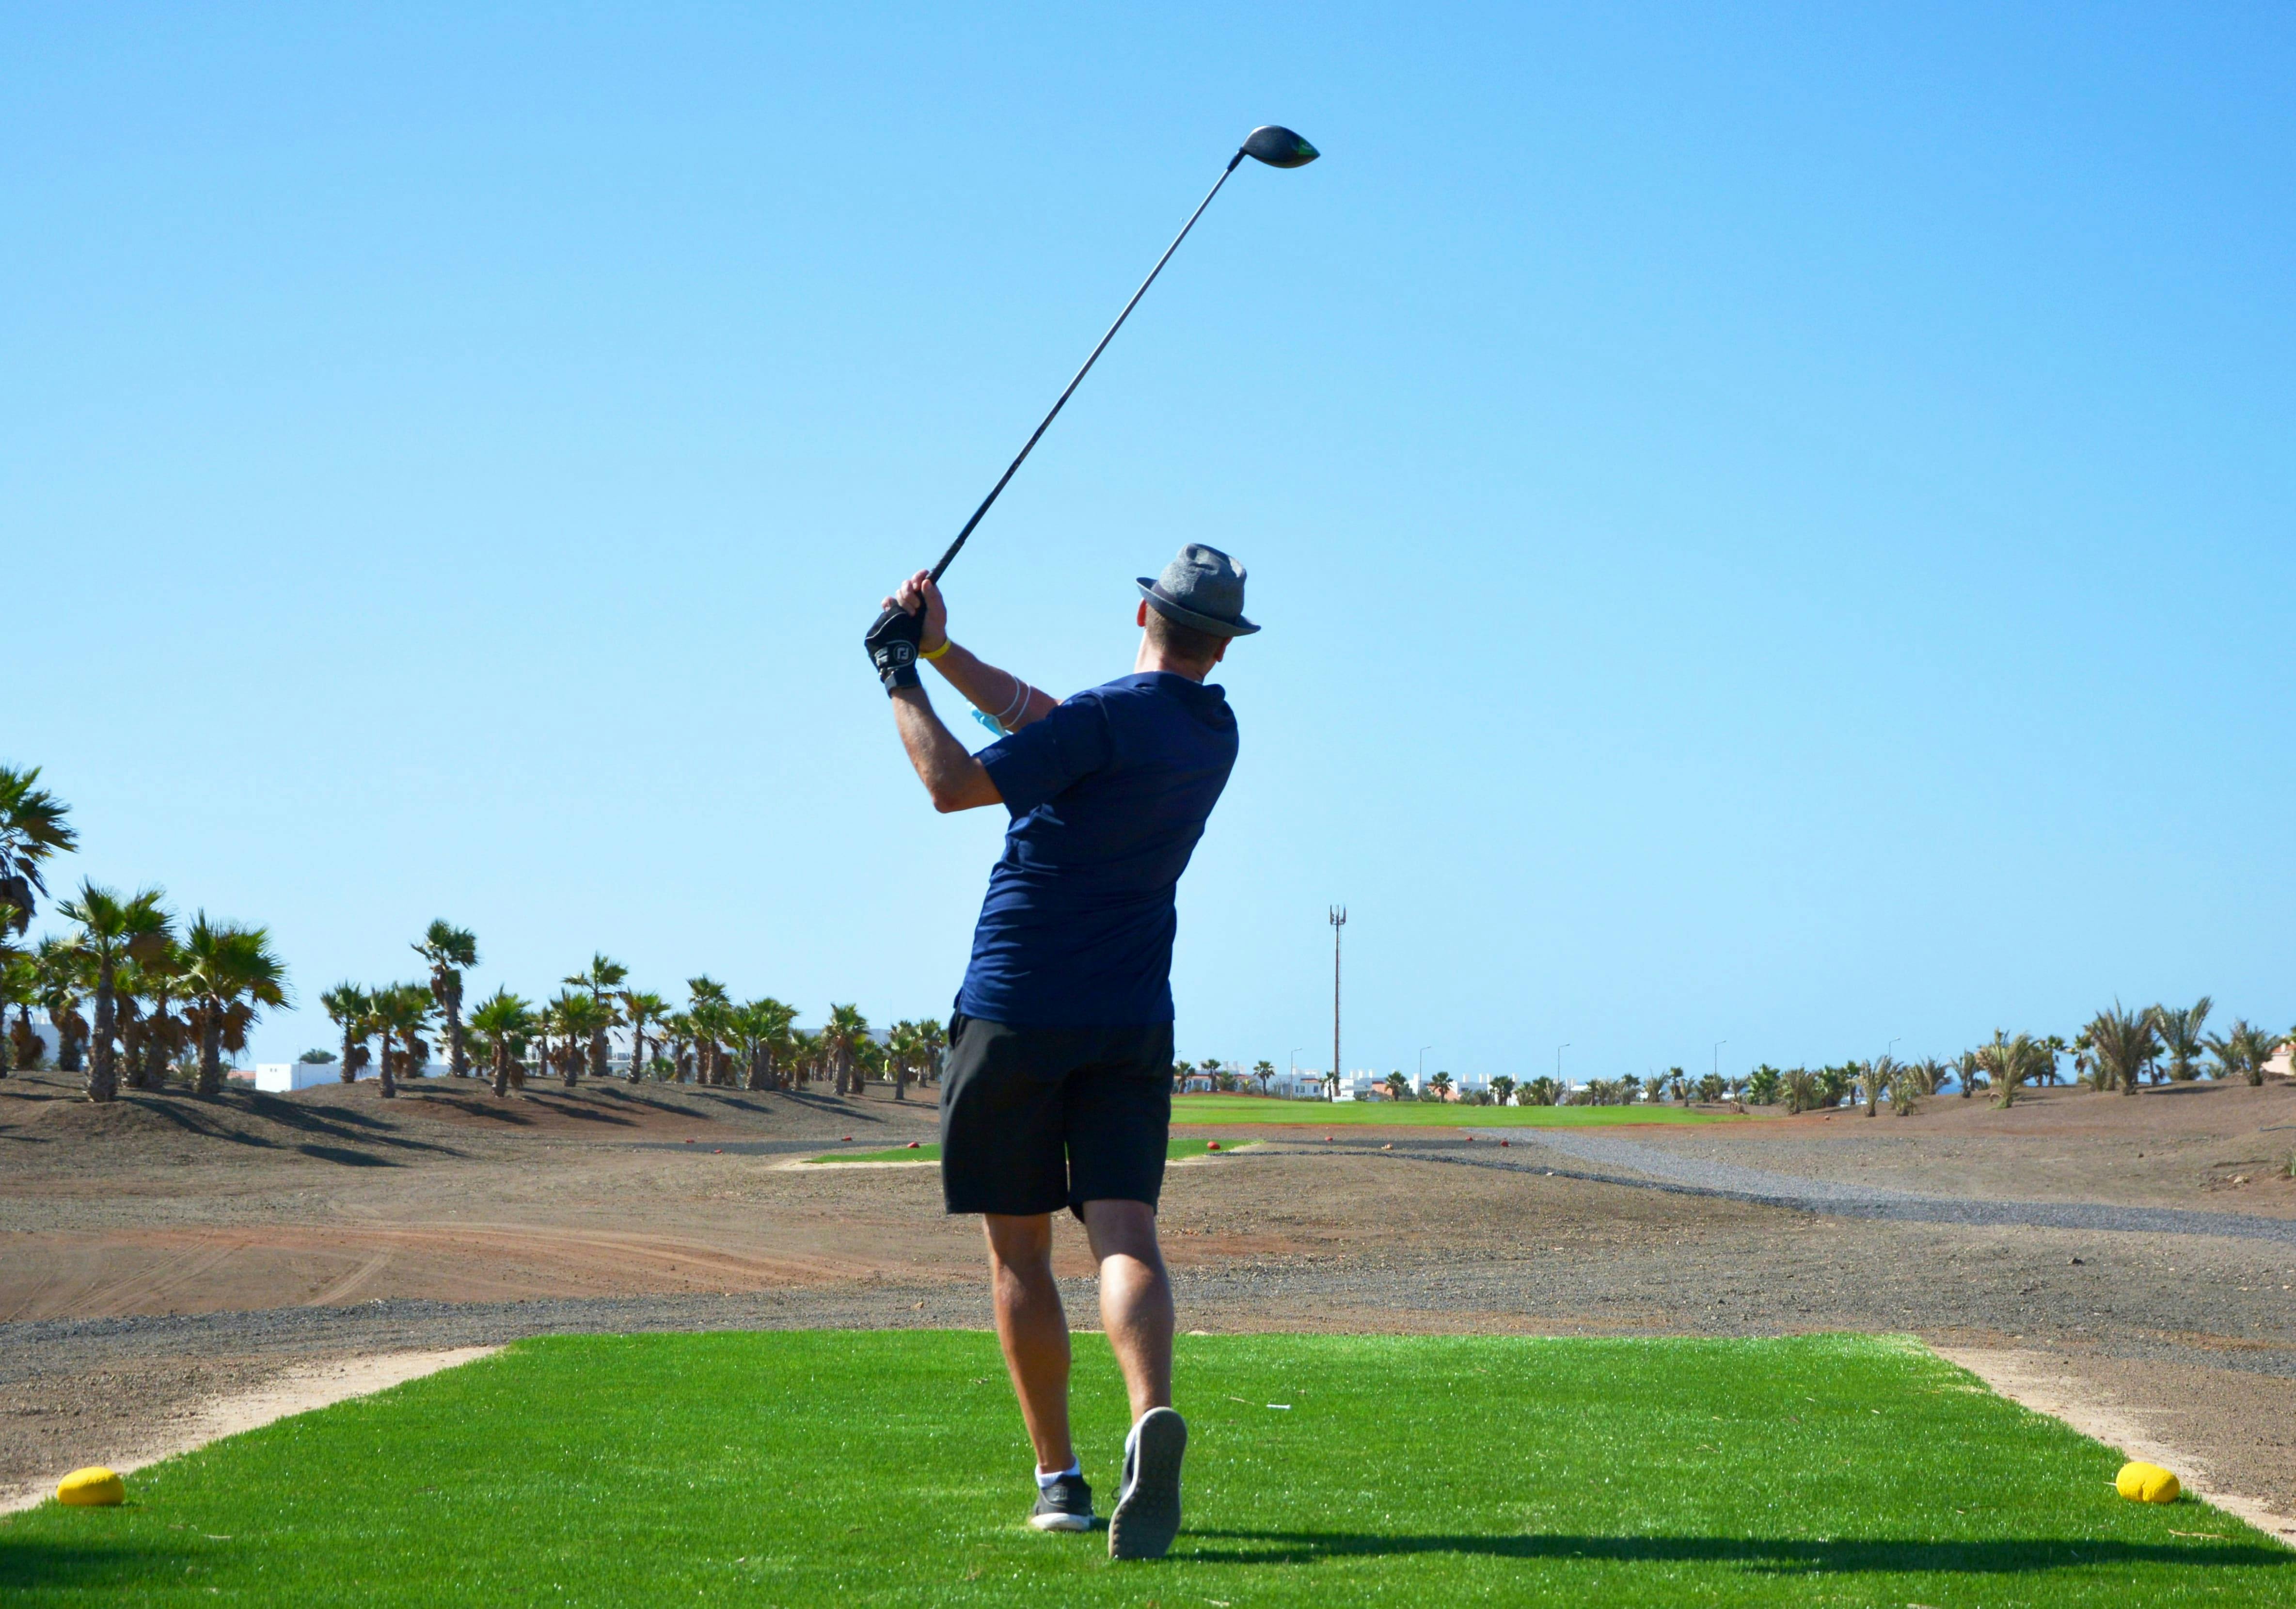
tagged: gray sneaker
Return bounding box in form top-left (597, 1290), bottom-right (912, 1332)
top-left (1029, 1471), bottom-right (1094, 1532)
top-left (1108, 1407), bottom-right (1187, 1561)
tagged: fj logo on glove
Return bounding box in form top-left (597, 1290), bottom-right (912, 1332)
top-left (865, 607), bottom-right (927, 693)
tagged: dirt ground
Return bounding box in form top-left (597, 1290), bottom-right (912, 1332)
top-left (3, 1069), bottom-right (2293, 1531)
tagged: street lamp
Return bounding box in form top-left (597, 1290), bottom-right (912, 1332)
top-left (1713, 1041), bottom-right (1726, 1080)
top-left (1556, 1043), bottom-right (1570, 1089)
top-left (1418, 1045), bottom-right (1434, 1088)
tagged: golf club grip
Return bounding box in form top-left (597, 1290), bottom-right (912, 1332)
top-left (924, 152), bottom-right (1246, 585)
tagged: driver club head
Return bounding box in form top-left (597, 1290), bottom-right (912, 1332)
top-left (1240, 125), bottom-right (1319, 169)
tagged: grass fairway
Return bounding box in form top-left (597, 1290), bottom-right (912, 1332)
top-left (813, 1139), bottom-right (1239, 1164)
top-left (1172, 1094), bottom-right (1739, 1126)
top-left (5, 1333), bottom-right (2283, 1607)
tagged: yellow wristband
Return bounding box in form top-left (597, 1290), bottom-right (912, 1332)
top-left (921, 638), bottom-right (952, 661)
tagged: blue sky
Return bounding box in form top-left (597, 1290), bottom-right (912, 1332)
top-left (8, 4), bottom-right (2291, 1082)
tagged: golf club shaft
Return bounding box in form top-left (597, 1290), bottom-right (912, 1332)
top-left (925, 149), bottom-right (1249, 584)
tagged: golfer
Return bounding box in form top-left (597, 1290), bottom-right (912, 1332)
top-left (865, 544), bottom-right (1253, 1560)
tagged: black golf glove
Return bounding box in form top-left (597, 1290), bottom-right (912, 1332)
top-left (865, 604), bottom-right (924, 693)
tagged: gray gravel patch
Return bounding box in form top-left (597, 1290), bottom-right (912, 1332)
top-left (1461, 1128), bottom-right (2296, 1246)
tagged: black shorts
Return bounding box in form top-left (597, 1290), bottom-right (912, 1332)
top-left (938, 1014), bottom-right (1174, 1217)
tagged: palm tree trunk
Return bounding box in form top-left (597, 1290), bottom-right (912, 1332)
top-left (628, 1025), bottom-right (646, 1083)
top-left (378, 1028), bottom-right (397, 1099)
top-left (85, 959), bottom-right (119, 1103)
top-left (197, 1004), bottom-right (224, 1097)
top-left (589, 1025), bottom-right (607, 1082)
top-left (444, 993), bottom-right (468, 1079)
top-left (142, 995), bottom-right (171, 1091)
top-left (491, 1041), bottom-right (510, 1099)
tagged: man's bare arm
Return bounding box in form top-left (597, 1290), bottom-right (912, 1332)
top-left (890, 686), bottom-right (1003, 813)
top-left (887, 571), bottom-right (1058, 732)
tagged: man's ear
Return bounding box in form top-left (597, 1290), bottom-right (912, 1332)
top-left (1212, 640), bottom-right (1229, 665)
top-left (1136, 600), bottom-right (1149, 627)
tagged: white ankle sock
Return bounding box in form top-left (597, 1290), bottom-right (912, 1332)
top-left (1036, 1461), bottom-right (1081, 1489)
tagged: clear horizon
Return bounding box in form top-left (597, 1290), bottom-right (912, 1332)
top-left (9, 5), bottom-right (2292, 1083)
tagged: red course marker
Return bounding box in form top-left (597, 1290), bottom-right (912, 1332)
top-left (1207, 1140), bottom-right (1221, 1151)
top-left (905, 1140), bottom-right (920, 1149)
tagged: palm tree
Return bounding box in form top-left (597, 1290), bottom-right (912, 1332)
top-left (1427, 1070), bottom-right (1455, 1101)
top-left (1380, 1070), bottom-right (1410, 1101)
top-left (321, 984), bottom-right (372, 1084)
top-left (686, 977), bottom-right (731, 1085)
top-left (729, 997), bottom-right (796, 1091)
top-left (787, 1027), bottom-right (822, 1088)
top-left (368, 983), bottom-right (433, 1098)
top-left (917, 1018), bottom-right (947, 1087)
top-left (662, 1011), bottom-right (695, 1083)
top-left (467, 988), bottom-right (534, 1098)
top-left (0, 950), bottom-right (38, 1073)
top-left (564, 955), bottom-right (629, 1079)
top-left (58, 882), bottom-right (171, 1104)
top-left (412, 921), bottom-right (480, 1078)
top-left (118, 938), bottom-right (191, 1091)
top-left (2037, 1035), bottom-right (2070, 1085)
top-left (2203, 1019), bottom-right (2276, 1086)
top-left (2084, 1002), bottom-right (2157, 1097)
top-left (0, 765), bottom-right (79, 938)
top-left (619, 989), bottom-right (668, 1083)
top-left (822, 1004), bottom-right (870, 1097)
top-left (887, 1018), bottom-right (925, 1099)
top-left (1975, 1031), bottom-right (2049, 1109)
top-left (550, 990), bottom-right (612, 1087)
top-left (35, 935), bottom-right (91, 1072)
top-left (178, 914), bottom-right (290, 1096)
top-left (2153, 997), bottom-right (2213, 1083)
top-left (1489, 1074), bottom-right (1517, 1106)
top-left (1853, 1055), bottom-right (1899, 1117)
top-left (1780, 1067), bottom-right (1820, 1114)
top-left (1886, 1065), bottom-right (1922, 1116)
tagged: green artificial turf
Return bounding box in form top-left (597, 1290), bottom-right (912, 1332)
top-left (811, 1138), bottom-right (1242, 1164)
top-left (1171, 1094), bottom-right (1740, 1126)
top-left (6, 1333), bottom-right (2283, 1606)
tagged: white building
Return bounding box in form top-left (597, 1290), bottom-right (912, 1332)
top-left (1264, 1068), bottom-right (1329, 1100)
top-left (253, 1061), bottom-right (347, 1092)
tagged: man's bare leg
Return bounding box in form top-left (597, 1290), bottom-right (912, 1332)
top-left (1083, 1197), bottom-right (1184, 1559)
top-left (1079, 1199), bottom-right (1173, 1420)
top-left (983, 1212), bottom-right (1076, 1473)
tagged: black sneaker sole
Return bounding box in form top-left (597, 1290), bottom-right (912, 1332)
top-left (1108, 1407), bottom-right (1186, 1561)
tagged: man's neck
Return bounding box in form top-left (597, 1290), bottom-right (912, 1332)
top-left (1133, 643), bottom-right (1214, 683)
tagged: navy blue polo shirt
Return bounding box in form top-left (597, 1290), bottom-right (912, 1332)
top-left (956, 671), bottom-right (1239, 1027)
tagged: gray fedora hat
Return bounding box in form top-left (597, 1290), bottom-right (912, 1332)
top-left (1136, 543), bottom-right (1260, 637)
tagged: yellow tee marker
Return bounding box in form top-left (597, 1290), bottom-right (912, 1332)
top-left (56, 1466), bottom-right (125, 1506)
top-left (2116, 1461), bottom-right (2181, 1504)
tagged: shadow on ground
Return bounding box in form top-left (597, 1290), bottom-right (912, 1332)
top-left (1182, 1529), bottom-right (2293, 1573)
top-left (0, 1535), bottom-right (194, 1591)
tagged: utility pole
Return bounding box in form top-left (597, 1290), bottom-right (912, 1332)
top-left (1556, 1042), bottom-right (1570, 1089)
top-left (1330, 906), bottom-right (1346, 1103)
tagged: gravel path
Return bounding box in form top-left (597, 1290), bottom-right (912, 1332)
top-left (1458, 1128), bottom-right (2296, 1245)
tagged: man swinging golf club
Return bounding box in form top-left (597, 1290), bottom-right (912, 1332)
top-left (866, 544), bottom-right (1255, 1560)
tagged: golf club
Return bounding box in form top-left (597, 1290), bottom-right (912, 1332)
top-left (874, 125), bottom-right (1318, 633)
